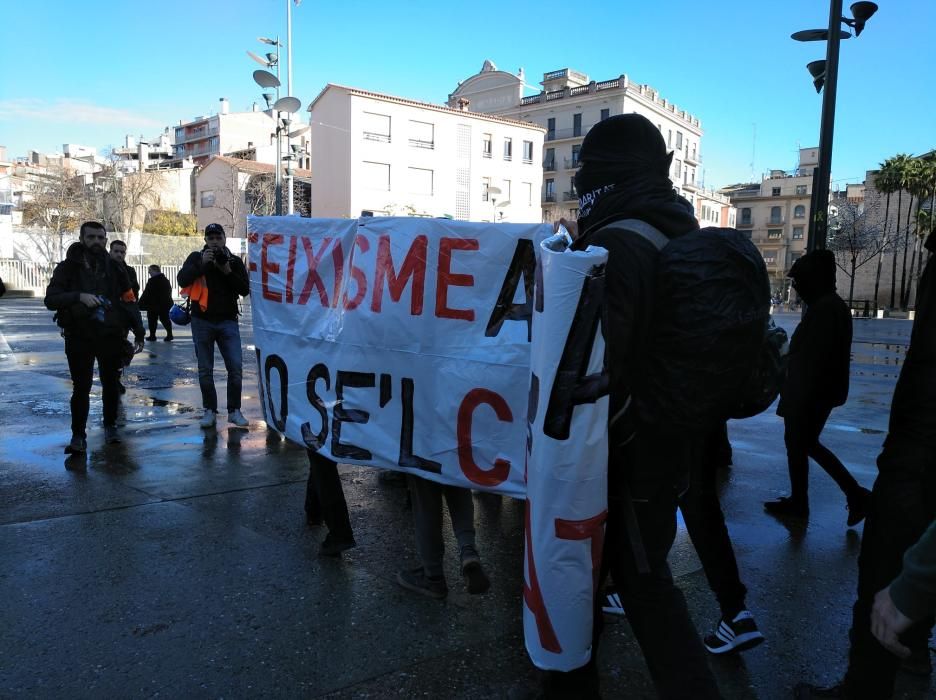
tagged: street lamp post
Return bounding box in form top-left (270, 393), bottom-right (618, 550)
top-left (793, 1), bottom-right (878, 252)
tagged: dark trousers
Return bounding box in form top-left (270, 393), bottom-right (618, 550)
top-left (147, 309), bottom-right (172, 338)
top-left (304, 451), bottom-right (353, 541)
top-left (65, 337), bottom-right (122, 437)
top-left (679, 424), bottom-right (747, 619)
top-left (784, 404), bottom-right (862, 503)
top-left (407, 475), bottom-right (477, 578)
top-left (842, 437), bottom-right (936, 699)
top-left (545, 432), bottom-right (720, 700)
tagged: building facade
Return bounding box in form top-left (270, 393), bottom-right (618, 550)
top-left (172, 99), bottom-right (278, 167)
top-left (307, 84), bottom-right (545, 222)
top-left (721, 147), bottom-right (818, 297)
top-left (448, 62), bottom-right (707, 223)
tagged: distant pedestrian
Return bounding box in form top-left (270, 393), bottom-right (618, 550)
top-left (109, 239), bottom-right (140, 394)
top-left (305, 452), bottom-right (356, 557)
top-left (44, 221), bottom-right (144, 452)
top-left (795, 231), bottom-right (936, 698)
top-left (178, 223), bottom-right (250, 429)
top-left (764, 250), bottom-right (871, 524)
top-left (139, 265), bottom-right (174, 341)
top-left (0, 276), bottom-right (6, 297)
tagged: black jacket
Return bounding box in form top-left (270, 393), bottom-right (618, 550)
top-left (125, 265), bottom-right (140, 299)
top-left (44, 242), bottom-right (144, 340)
top-left (177, 247), bottom-right (250, 322)
top-left (778, 250), bottom-right (852, 415)
top-left (888, 233), bottom-right (936, 447)
top-left (139, 273), bottom-right (174, 312)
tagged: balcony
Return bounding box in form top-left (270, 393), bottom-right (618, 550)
top-left (543, 193), bottom-right (557, 203)
top-left (543, 159), bottom-right (557, 172)
top-left (564, 156), bottom-right (581, 169)
top-left (545, 126), bottom-right (590, 142)
top-left (684, 151), bottom-right (700, 166)
top-left (363, 132), bottom-right (391, 143)
top-left (409, 139), bottom-right (434, 150)
top-left (737, 220), bottom-right (754, 228)
top-left (682, 181), bottom-right (700, 192)
top-left (562, 190), bottom-right (578, 202)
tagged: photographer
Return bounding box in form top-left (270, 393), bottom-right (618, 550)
top-left (44, 221), bottom-right (144, 453)
top-left (178, 223), bottom-right (250, 429)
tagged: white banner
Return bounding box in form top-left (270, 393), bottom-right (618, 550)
top-left (247, 216), bottom-right (550, 498)
top-left (523, 235), bottom-right (610, 671)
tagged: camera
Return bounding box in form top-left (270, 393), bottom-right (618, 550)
top-left (213, 249), bottom-right (231, 266)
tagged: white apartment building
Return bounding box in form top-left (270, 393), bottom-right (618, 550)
top-left (113, 130), bottom-right (176, 173)
top-left (449, 62), bottom-right (703, 223)
top-left (172, 99), bottom-right (280, 167)
top-left (307, 84), bottom-right (545, 222)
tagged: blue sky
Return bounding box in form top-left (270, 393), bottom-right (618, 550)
top-left (2, 0), bottom-right (934, 189)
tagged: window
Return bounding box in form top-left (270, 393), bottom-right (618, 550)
top-left (544, 147), bottom-right (556, 170)
top-left (768, 229), bottom-right (783, 239)
top-left (771, 186), bottom-right (781, 197)
top-left (676, 131), bottom-right (683, 149)
top-left (673, 159), bottom-right (682, 179)
top-left (362, 161), bottom-right (390, 190)
top-left (482, 133), bottom-right (492, 158)
top-left (740, 207), bottom-right (752, 225)
top-left (763, 252), bottom-right (777, 265)
top-left (481, 176), bottom-right (491, 202)
top-left (569, 207), bottom-right (580, 218)
top-left (362, 112), bottom-right (391, 142)
top-left (795, 185), bottom-right (807, 196)
top-left (523, 182), bottom-right (533, 206)
top-left (792, 226), bottom-right (804, 239)
top-left (571, 144), bottom-right (581, 167)
top-left (600, 108), bottom-right (610, 121)
top-left (545, 178), bottom-right (555, 201)
top-left (409, 120), bottom-right (434, 149)
top-left (769, 206), bottom-right (782, 224)
top-left (408, 167), bottom-right (433, 195)
top-left (573, 113), bottom-right (582, 137)
top-left (547, 118), bottom-right (556, 141)
top-left (569, 177), bottom-right (577, 197)
top-left (200, 190), bottom-right (215, 208)
top-left (503, 137), bottom-right (512, 160)
top-left (522, 140), bottom-right (533, 163)
top-left (503, 179), bottom-right (511, 201)
top-left (794, 205), bottom-right (806, 218)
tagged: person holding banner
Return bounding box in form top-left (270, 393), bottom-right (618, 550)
top-left (305, 451), bottom-right (357, 557)
top-left (178, 223), bottom-right (251, 430)
top-left (542, 114), bottom-right (720, 698)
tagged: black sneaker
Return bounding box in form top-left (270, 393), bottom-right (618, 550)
top-left (703, 610), bottom-right (764, 654)
top-left (163, 336), bottom-right (173, 342)
top-left (764, 496), bottom-right (809, 518)
top-left (319, 533), bottom-right (356, 557)
top-left (145, 336), bottom-right (157, 341)
top-left (64, 436), bottom-right (87, 454)
top-left (460, 547), bottom-right (490, 594)
top-left (104, 425), bottom-right (121, 444)
top-left (396, 567), bottom-right (448, 599)
top-left (602, 586), bottom-right (626, 616)
top-left (846, 487), bottom-right (871, 527)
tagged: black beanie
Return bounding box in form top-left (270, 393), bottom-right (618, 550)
top-left (579, 114), bottom-right (670, 170)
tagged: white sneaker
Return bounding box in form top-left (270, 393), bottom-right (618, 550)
top-left (199, 410), bottom-right (217, 429)
top-left (228, 409), bottom-right (249, 428)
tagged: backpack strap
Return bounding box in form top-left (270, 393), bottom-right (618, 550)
top-left (599, 218), bottom-right (669, 252)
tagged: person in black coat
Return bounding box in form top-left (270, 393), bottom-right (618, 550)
top-left (139, 265), bottom-right (174, 341)
top-left (765, 249), bottom-right (870, 523)
top-left (44, 221), bottom-right (144, 453)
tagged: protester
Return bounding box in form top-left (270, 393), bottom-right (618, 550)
top-left (178, 223), bottom-right (250, 429)
top-left (0, 276), bottom-right (6, 297)
top-left (796, 232), bottom-right (936, 698)
top-left (44, 221), bottom-right (144, 452)
top-left (305, 452), bottom-right (356, 557)
top-left (764, 250), bottom-right (871, 524)
top-left (109, 239), bottom-right (140, 394)
top-left (542, 114), bottom-right (720, 698)
top-left (396, 477), bottom-right (490, 599)
top-left (139, 264), bottom-right (174, 341)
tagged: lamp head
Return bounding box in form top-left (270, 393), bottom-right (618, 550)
top-left (807, 60), bottom-right (826, 93)
top-left (849, 2), bottom-right (878, 36)
top-left (262, 93), bottom-right (273, 109)
top-left (265, 53), bottom-right (278, 65)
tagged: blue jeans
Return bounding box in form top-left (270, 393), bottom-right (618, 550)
top-left (190, 316), bottom-right (242, 412)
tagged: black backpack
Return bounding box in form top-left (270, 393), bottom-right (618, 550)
top-left (604, 221), bottom-right (783, 429)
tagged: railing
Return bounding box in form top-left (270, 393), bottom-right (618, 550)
top-left (409, 139), bottom-right (434, 150)
top-left (363, 132), bottom-right (391, 143)
top-left (546, 126), bottom-right (589, 142)
top-left (562, 190), bottom-right (578, 202)
top-left (545, 90), bottom-right (565, 102)
top-left (543, 160), bottom-right (557, 171)
top-left (564, 157), bottom-right (581, 169)
top-left (595, 78), bottom-right (620, 90)
top-left (569, 85), bottom-right (590, 97)
top-left (543, 194), bottom-right (557, 203)
top-left (0, 259), bottom-right (184, 299)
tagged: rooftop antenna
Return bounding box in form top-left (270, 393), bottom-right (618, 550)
top-left (750, 123), bottom-right (757, 182)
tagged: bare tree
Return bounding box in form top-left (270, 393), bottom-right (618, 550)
top-left (245, 174), bottom-right (276, 217)
top-left (99, 155), bottom-right (161, 234)
top-left (827, 199), bottom-right (887, 305)
top-left (20, 166), bottom-right (96, 266)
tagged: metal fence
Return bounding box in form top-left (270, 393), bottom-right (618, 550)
top-left (0, 258), bottom-right (183, 299)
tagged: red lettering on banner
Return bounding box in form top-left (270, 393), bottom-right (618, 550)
top-left (261, 234), bottom-right (284, 302)
top-left (297, 236), bottom-right (332, 307)
top-left (435, 237), bottom-right (478, 321)
top-left (457, 388), bottom-right (512, 487)
top-left (331, 241), bottom-right (345, 308)
top-left (555, 511), bottom-right (608, 592)
top-left (523, 500), bottom-right (562, 653)
top-left (342, 234), bottom-right (369, 310)
top-left (371, 234), bottom-right (427, 314)
top-left (285, 235), bottom-right (298, 304)
top-left (247, 232), bottom-right (259, 272)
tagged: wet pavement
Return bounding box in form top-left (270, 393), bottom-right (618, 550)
top-left (0, 298), bottom-right (932, 699)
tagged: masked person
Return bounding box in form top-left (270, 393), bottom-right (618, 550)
top-left (178, 223), bottom-right (251, 429)
top-left (44, 221), bottom-right (144, 452)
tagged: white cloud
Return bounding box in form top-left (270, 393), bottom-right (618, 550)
top-left (0, 98), bottom-right (164, 130)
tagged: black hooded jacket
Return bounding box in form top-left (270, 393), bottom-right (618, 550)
top-left (139, 273), bottom-right (174, 312)
top-left (177, 246), bottom-right (250, 322)
top-left (887, 233), bottom-right (936, 447)
top-left (44, 241), bottom-right (144, 341)
top-left (778, 250), bottom-right (852, 415)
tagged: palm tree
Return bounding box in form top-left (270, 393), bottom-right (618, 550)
top-left (873, 160), bottom-right (897, 310)
top-left (888, 154), bottom-right (914, 308)
top-left (900, 158), bottom-right (925, 309)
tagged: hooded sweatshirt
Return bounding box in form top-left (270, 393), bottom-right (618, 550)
top-left (777, 249), bottom-right (852, 414)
